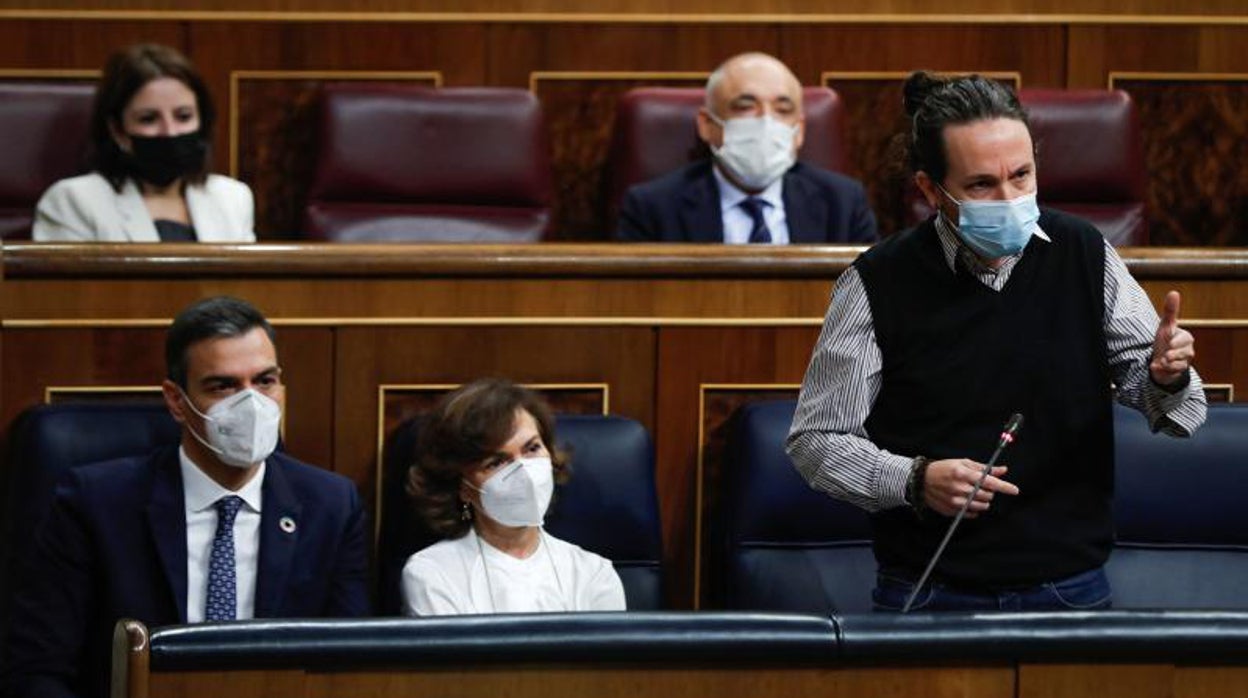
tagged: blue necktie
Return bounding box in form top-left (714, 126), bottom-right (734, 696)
top-left (205, 495), bottom-right (244, 621)
top-left (740, 197), bottom-right (772, 244)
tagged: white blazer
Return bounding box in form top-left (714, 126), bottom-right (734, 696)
top-left (32, 172), bottom-right (255, 242)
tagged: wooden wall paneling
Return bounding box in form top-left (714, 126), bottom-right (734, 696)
top-left (0, 325), bottom-right (335, 475)
top-left (7, 0), bottom-right (1248, 15)
top-left (1018, 664), bottom-right (1177, 698)
top-left (187, 21), bottom-right (487, 216)
top-left (532, 73), bottom-right (707, 240)
top-left (0, 20), bottom-right (186, 72)
top-left (782, 24), bottom-right (1066, 88)
top-left (0, 328), bottom-right (168, 443)
top-left (229, 71), bottom-right (442, 239)
top-left (1173, 668), bottom-right (1248, 698)
top-left (147, 665), bottom-right (1015, 698)
top-left (487, 23), bottom-right (781, 87)
top-left (0, 276), bottom-right (843, 323)
top-left (821, 72), bottom-right (1022, 237)
top-left (1109, 75), bottom-right (1248, 246)
top-left (654, 325), bottom-right (824, 608)
top-left (1176, 326), bottom-right (1248, 404)
top-left (331, 324), bottom-right (656, 528)
top-left (1019, 664), bottom-right (1248, 698)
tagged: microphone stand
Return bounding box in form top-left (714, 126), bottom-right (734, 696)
top-left (902, 414), bottom-right (1023, 613)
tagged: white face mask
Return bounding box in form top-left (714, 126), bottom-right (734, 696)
top-left (708, 112), bottom-right (798, 191)
top-left (467, 456), bottom-right (554, 528)
top-left (180, 387), bottom-right (282, 469)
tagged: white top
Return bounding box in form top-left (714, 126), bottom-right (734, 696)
top-left (713, 165), bottom-right (790, 245)
top-left (400, 528), bottom-right (627, 616)
top-left (180, 447), bottom-right (264, 622)
top-left (32, 172), bottom-right (255, 242)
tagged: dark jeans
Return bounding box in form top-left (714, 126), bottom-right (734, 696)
top-left (873, 566), bottom-right (1113, 612)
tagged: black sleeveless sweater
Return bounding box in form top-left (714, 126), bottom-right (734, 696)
top-left (854, 209), bottom-right (1114, 588)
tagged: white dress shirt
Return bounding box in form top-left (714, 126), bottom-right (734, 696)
top-left (400, 527), bottom-right (626, 616)
top-left (180, 447), bottom-right (264, 622)
top-left (713, 166), bottom-right (790, 245)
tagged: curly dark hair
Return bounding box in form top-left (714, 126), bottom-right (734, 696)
top-left (89, 43), bottom-right (216, 192)
top-left (406, 379), bottom-right (570, 538)
top-left (901, 70), bottom-right (1034, 186)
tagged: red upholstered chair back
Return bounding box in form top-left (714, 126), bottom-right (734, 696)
top-left (304, 85), bottom-right (552, 242)
top-left (0, 83), bottom-right (94, 240)
top-left (1021, 88), bottom-right (1147, 246)
top-left (605, 87), bottom-right (849, 217)
top-left (904, 89), bottom-right (1147, 246)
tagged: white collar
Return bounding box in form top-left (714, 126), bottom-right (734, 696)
top-left (179, 446), bottom-right (265, 514)
top-left (934, 211), bottom-right (1051, 274)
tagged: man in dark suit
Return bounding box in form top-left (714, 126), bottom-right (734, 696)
top-left (0, 296), bottom-right (369, 698)
top-left (617, 52), bottom-right (877, 244)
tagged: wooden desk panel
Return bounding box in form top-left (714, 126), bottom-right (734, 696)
top-left (5, 243), bottom-right (1247, 608)
top-left (145, 665), bottom-right (1015, 698)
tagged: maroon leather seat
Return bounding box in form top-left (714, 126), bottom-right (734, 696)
top-left (304, 85), bottom-right (552, 242)
top-left (0, 83), bottom-right (94, 240)
top-left (905, 89), bottom-right (1147, 246)
top-left (1021, 89), bottom-right (1147, 246)
top-left (605, 87), bottom-right (849, 217)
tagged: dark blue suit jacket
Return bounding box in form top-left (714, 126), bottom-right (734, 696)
top-left (0, 448), bottom-right (370, 698)
top-left (616, 160), bottom-right (878, 243)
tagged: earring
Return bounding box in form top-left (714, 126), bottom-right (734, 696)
top-left (459, 501), bottom-right (473, 521)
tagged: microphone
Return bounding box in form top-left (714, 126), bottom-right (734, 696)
top-left (901, 413), bottom-right (1024, 613)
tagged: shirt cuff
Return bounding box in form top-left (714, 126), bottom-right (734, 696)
top-left (875, 452), bottom-right (915, 509)
top-left (1143, 369), bottom-right (1206, 437)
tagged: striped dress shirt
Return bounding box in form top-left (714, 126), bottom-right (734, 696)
top-left (787, 216), bottom-right (1208, 512)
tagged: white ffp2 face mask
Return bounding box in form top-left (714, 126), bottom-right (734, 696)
top-left (709, 113), bottom-right (798, 191)
top-left (180, 387), bottom-right (282, 469)
top-left (467, 456), bottom-right (554, 528)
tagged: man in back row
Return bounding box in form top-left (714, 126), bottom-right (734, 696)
top-left (1, 296), bottom-right (369, 698)
top-left (617, 52), bottom-right (878, 244)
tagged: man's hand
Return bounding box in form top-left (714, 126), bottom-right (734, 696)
top-left (924, 459), bottom-right (1020, 518)
top-left (1150, 290), bottom-right (1196, 387)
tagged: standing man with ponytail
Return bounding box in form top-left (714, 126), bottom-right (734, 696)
top-left (787, 72), bottom-right (1205, 612)
top-left (2, 297), bottom-right (368, 698)
top-left (616, 52), bottom-right (877, 244)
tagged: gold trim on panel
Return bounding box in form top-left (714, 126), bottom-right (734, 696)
top-left (372, 382), bottom-right (611, 546)
top-left (0, 69), bottom-right (100, 80)
top-left (3, 10), bottom-right (1248, 25)
top-left (694, 382), bottom-right (802, 609)
top-left (822, 70), bottom-right (1023, 89)
top-left (528, 71), bottom-right (709, 94)
top-left (44, 385), bottom-right (162, 403)
top-left (227, 69), bottom-right (444, 177)
top-left (1108, 72), bottom-right (1248, 89)
top-left (1202, 383), bottom-right (1235, 402)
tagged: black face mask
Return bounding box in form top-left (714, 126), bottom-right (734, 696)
top-left (124, 132), bottom-right (207, 187)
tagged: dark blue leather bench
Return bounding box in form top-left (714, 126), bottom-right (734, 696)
top-left (1107, 402), bottom-right (1248, 608)
top-left (722, 399), bottom-right (1248, 613)
top-left (125, 611), bottom-right (1248, 671)
top-left (140, 612), bottom-right (836, 670)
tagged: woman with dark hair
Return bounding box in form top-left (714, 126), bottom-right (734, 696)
top-left (787, 71), bottom-right (1205, 611)
top-left (401, 378), bottom-right (625, 615)
top-left (33, 43), bottom-right (253, 242)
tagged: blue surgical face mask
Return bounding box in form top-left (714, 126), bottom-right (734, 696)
top-left (937, 184), bottom-right (1040, 260)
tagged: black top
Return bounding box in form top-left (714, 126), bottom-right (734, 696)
top-left (154, 219), bottom-right (196, 242)
top-left (854, 209), bottom-right (1113, 588)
